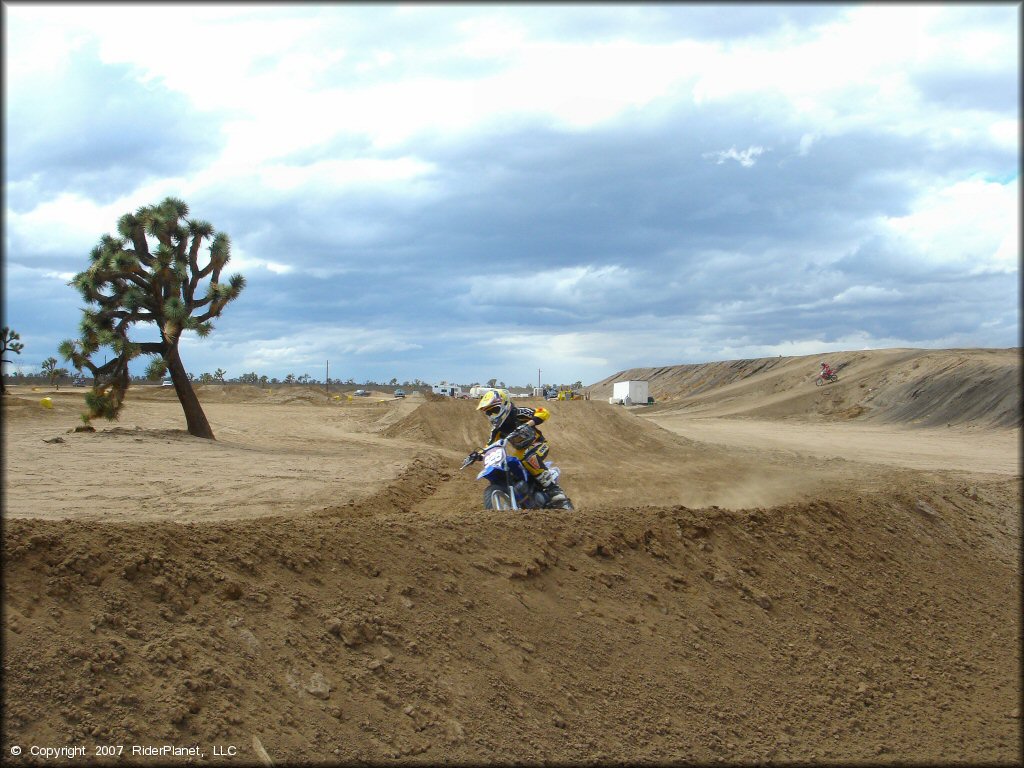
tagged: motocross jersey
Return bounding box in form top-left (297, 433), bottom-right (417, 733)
top-left (487, 406), bottom-right (548, 445)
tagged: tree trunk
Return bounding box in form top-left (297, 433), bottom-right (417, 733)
top-left (165, 343), bottom-right (215, 439)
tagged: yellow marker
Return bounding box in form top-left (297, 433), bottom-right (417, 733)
top-left (40, 397), bottom-right (53, 409)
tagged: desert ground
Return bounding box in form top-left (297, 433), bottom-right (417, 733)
top-left (2, 347), bottom-right (1020, 765)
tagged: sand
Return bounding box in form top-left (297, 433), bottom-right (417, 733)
top-left (2, 348), bottom-right (1020, 765)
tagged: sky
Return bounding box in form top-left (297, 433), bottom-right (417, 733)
top-left (3, 2), bottom-right (1020, 388)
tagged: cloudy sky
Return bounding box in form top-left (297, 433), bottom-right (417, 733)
top-left (3, 3), bottom-right (1019, 388)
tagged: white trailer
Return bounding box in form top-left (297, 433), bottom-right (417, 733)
top-left (609, 380), bottom-right (649, 405)
top-left (432, 383), bottom-right (463, 397)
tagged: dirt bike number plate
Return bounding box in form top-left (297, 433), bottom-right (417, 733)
top-left (483, 447), bottom-right (504, 468)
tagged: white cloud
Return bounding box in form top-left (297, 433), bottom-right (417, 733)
top-left (545, 265), bottom-right (632, 302)
top-left (467, 265), bottom-right (632, 309)
top-left (6, 193), bottom-right (126, 255)
top-left (5, 181), bottom-right (226, 258)
top-left (798, 133), bottom-right (818, 156)
top-left (690, 4), bottom-right (1015, 153)
top-left (833, 286), bottom-right (903, 304)
top-left (704, 146), bottom-right (766, 167)
top-left (469, 329), bottom-right (616, 380)
top-left (989, 120), bottom-right (1019, 153)
top-left (179, 325), bottom-right (423, 377)
top-left (883, 177), bottom-right (1019, 274)
top-left (258, 157), bottom-right (436, 193)
top-left (227, 243), bottom-right (294, 276)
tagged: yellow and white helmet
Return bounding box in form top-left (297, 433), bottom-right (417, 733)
top-left (477, 388), bottom-right (512, 427)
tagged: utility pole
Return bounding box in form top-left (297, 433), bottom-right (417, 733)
top-left (538, 368), bottom-right (541, 389)
top-left (326, 360), bottom-right (329, 393)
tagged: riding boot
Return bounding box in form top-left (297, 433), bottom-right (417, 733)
top-left (536, 469), bottom-right (569, 506)
top-left (545, 483), bottom-right (569, 505)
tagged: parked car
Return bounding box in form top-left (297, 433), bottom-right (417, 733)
top-left (353, 389), bottom-right (370, 397)
top-left (394, 388), bottom-right (406, 398)
top-left (72, 377), bottom-right (87, 387)
top-left (161, 379), bottom-right (174, 387)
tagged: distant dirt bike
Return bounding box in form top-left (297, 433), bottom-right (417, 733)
top-left (460, 427), bottom-right (573, 511)
top-left (815, 373), bottom-right (839, 386)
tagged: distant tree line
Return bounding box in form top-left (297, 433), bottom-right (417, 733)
top-left (1, 368), bottom-right (433, 390)
top-left (3, 367), bottom-right (586, 394)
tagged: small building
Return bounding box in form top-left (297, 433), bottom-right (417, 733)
top-left (609, 380), bottom-right (649, 405)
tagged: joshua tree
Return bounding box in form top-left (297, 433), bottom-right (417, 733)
top-left (1, 326), bottom-right (25, 395)
top-left (60, 197), bottom-right (244, 439)
top-left (41, 357), bottom-right (69, 389)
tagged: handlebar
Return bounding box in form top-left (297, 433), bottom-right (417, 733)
top-left (460, 451), bottom-right (483, 470)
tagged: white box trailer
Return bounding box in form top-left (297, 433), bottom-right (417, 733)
top-left (610, 380), bottom-right (649, 405)
top-left (432, 383), bottom-right (463, 397)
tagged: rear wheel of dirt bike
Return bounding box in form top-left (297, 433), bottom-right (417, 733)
top-left (484, 484), bottom-right (513, 510)
top-left (815, 376), bottom-right (825, 387)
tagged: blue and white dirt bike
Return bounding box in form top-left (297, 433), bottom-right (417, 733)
top-left (460, 428), bottom-right (573, 511)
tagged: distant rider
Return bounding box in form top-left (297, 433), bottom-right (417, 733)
top-left (820, 361), bottom-right (835, 379)
top-left (473, 388), bottom-right (571, 508)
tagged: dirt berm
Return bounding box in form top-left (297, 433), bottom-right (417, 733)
top-left (593, 347), bottom-right (1021, 428)
top-left (2, 349), bottom-right (1020, 765)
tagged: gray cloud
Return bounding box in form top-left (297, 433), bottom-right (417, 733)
top-left (913, 67), bottom-right (1020, 113)
top-left (3, 5), bottom-right (1018, 386)
top-left (5, 42), bottom-right (222, 209)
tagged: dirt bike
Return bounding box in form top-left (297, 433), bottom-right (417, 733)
top-left (460, 428), bottom-right (573, 511)
top-left (815, 372), bottom-right (839, 386)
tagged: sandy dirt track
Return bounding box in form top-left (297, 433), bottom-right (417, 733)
top-left (646, 415), bottom-right (1018, 474)
top-left (2, 348), bottom-right (1021, 765)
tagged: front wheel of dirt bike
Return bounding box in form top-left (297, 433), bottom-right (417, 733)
top-left (815, 376), bottom-right (825, 387)
top-left (829, 374), bottom-right (839, 383)
top-left (484, 484), bottom-right (513, 510)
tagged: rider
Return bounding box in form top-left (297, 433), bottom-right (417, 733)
top-left (475, 388), bottom-right (570, 507)
top-left (820, 361), bottom-right (834, 378)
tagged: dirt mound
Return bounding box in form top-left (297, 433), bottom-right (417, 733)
top-left (592, 347), bottom-right (1021, 428)
top-left (2, 389), bottom-right (92, 422)
top-left (3, 474), bottom-right (1018, 764)
top-left (379, 398), bottom-right (889, 510)
top-left (381, 398), bottom-right (488, 453)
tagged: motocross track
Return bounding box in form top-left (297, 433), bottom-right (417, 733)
top-left (2, 347), bottom-right (1021, 765)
